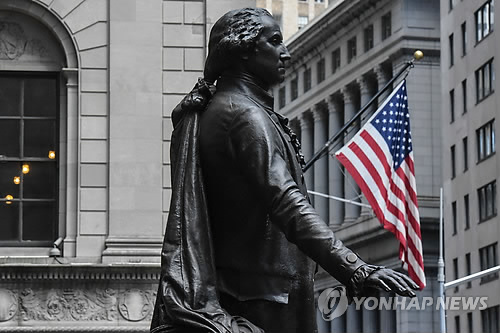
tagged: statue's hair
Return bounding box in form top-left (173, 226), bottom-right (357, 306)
top-left (204, 8), bottom-right (273, 82)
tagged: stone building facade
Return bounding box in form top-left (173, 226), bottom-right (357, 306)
top-left (256, 0), bottom-right (331, 40)
top-left (274, 0), bottom-right (442, 332)
top-left (0, 0), bottom-right (253, 331)
top-left (441, 0), bottom-right (500, 332)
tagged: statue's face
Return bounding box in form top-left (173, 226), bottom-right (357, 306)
top-left (245, 15), bottom-right (290, 90)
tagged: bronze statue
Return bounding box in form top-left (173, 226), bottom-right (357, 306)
top-left (151, 8), bottom-right (418, 333)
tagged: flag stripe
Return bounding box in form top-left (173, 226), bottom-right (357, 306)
top-left (335, 80), bottom-right (426, 289)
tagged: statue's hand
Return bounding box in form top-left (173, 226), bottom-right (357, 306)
top-left (364, 268), bottom-right (419, 297)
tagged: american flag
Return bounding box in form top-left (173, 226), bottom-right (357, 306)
top-left (335, 80), bottom-right (426, 289)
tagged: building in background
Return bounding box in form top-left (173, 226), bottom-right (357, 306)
top-left (256, 0), bottom-right (331, 40)
top-left (0, 0), bottom-right (254, 331)
top-left (441, 0), bottom-right (500, 332)
top-left (274, 0), bottom-right (442, 332)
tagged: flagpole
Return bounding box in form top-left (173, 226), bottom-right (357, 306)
top-left (438, 187), bottom-right (446, 333)
top-left (303, 50), bottom-right (424, 173)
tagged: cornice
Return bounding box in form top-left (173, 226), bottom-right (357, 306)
top-left (0, 264), bottom-right (161, 281)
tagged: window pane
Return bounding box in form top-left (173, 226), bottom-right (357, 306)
top-left (0, 201), bottom-right (19, 240)
top-left (484, 5), bottom-right (490, 36)
top-left (23, 162), bottom-right (57, 199)
top-left (24, 78), bottom-right (57, 117)
top-left (0, 162), bottom-right (21, 198)
top-left (0, 77), bottom-right (21, 116)
top-left (0, 120), bottom-right (20, 157)
top-left (477, 11), bottom-right (482, 41)
top-left (22, 201), bottom-right (55, 241)
top-left (485, 63), bottom-right (491, 95)
top-left (24, 119), bottom-right (56, 158)
top-left (486, 184), bottom-right (493, 216)
top-left (491, 123), bottom-right (496, 153)
top-left (485, 125), bottom-right (491, 156)
top-left (479, 129), bottom-right (485, 160)
top-left (491, 0), bottom-right (495, 30)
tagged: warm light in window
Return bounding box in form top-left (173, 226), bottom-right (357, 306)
top-left (22, 164), bottom-right (30, 174)
top-left (5, 194), bottom-right (13, 204)
top-left (48, 150), bottom-right (56, 159)
top-left (13, 177), bottom-right (20, 185)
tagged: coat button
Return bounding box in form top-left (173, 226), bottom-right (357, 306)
top-left (346, 253), bottom-right (358, 264)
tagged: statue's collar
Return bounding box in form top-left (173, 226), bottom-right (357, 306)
top-left (217, 73), bottom-right (274, 112)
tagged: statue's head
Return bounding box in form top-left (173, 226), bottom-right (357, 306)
top-left (204, 8), bottom-right (290, 89)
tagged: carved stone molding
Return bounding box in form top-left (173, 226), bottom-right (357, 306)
top-left (0, 22), bottom-right (48, 60)
top-left (118, 289), bottom-right (155, 322)
top-left (20, 288), bottom-right (118, 322)
top-left (0, 264), bottom-right (161, 281)
top-left (0, 289), bottom-right (17, 322)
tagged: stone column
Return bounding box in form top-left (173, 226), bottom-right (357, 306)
top-left (62, 68), bottom-right (78, 257)
top-left (316, 306), bottom-right (329, 333)
top-left (313, 105), bottom-right (329, 222)
top-left (346, 304), bottom-right (362, 333)
top-left (375, 63), bottom-right (392, 103)
top-left (342, 88), bottom-right (361, 221)
top-left (300, 112), bottom-right (315, 196)
top-left (327, 96), bottom-right (344, 226)
top-left (379, 291), bottom-right (397, 332)
top-left (331, 316), bottom-right (346, 333)
top-left (358, 76), bottom-right (373, 216)
top-left (362, 307), bottom-right (379, 333)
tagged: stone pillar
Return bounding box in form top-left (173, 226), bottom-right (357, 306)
top-left (104, 0), bottom-right (164, 262)
top-left (358, 76), bottom-right (373, 216)
top-left (62, 68), bottom-right (78, 257)
top-left (342, 88), bottom-right (361, 221)
top-left (327, 96), bottom-right (344, 226)
top-left (376, 63), bottom-right (392, 103)
top-left (346, 304), bottom-right (362, 333)
top-left (379, 291), bottom-right (397, 332)
top-left (300, 112), bottom-right (315, 195)
top-left (313, 105), bottom-right (329, 222)
top-left (331, 316), bottom-right (346, 333)
top-left (316, 306), bottom-right (329, 333)
top-left (362, 307), bottom-right (379, 333)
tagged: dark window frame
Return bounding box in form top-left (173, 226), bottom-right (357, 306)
top-left (479, 243), bottom-right (498, 283)
top-left (347, 37), bottom-right (357, 63)
top-left (476, 119), bottom-right (495, 163)
top-left (364, 24), bottom-right (374, 52)
top-left (317, 58), bottom-right (325, 84)
top-left (475, 0), bottom-right (494, 43)
top-left (0, 72), bottom-right (60, 246)
top-left (477, 180), bottom-right (497, 222)
top-left (475, 58), bottom-right (495, 103)
top-left (303, 68), bottom-right (312, 93)
top-left (331, 48), bottom-right (341, 74)
top-left (381, 12), bottom-right (391, 40)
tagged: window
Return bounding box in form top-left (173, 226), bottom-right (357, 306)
top-left (479, 243), bottom-right (498, 282)
top-left (454, 316), bottom-right (462, 333)
top-left (452, 201), bottom-right (457, 235)
top-left (315, 0), bottom-right (325, 3)
top-left (303, 68), bottom-right (311, 92)
top-left (450, 89), bottom-right (455, 122)
top-left (347, 37), bottom-right (357, 63)
top-left (475, 0), bottom-right (494, 43)
top-left (478, 181), bottom-right (496, 221)
top-left (461, 22), bottom-right (467, 56)
top-left (381, 12), bottom-right (391, 40)
top-left (364, 25), bottom-right (374, 51)
top-left (463, 137), bottom-right (468, 171)
top-left (467, 312), bottom-right (473, 333)
top-left (0, 74), bottom-right (58, 245)
top-left (464, 194), bottom-right (470, 230)
top-left (481, 306), bottom-right (499, 333)
top-left (465, 252), bottom-right (471, 288)
top-left (298, 16), bottom-right (309, 30)
top-left (332, 48), bottom-right (341, 74)
top-left (279, 86), bottom-right (286, 109)
top-left (291, 77), bottom-right (298, 101)
top-left (451, 145), bottom-right (456, 178)
top-left (475, 58), bottom-right (494, 102)
top-left (462, 79), bottom-right (467, 113)
top-left (476, 119), bottom-right (495, 162)
top-left (449, 33), bottom-right (454, 67)
top-left (317, 58), bottom-right (325, 83)
top-left (453, 258), bottom-right (459, 292)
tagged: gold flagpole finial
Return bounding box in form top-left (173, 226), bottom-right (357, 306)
top-left (414, 50), bottom-right (424, 61)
